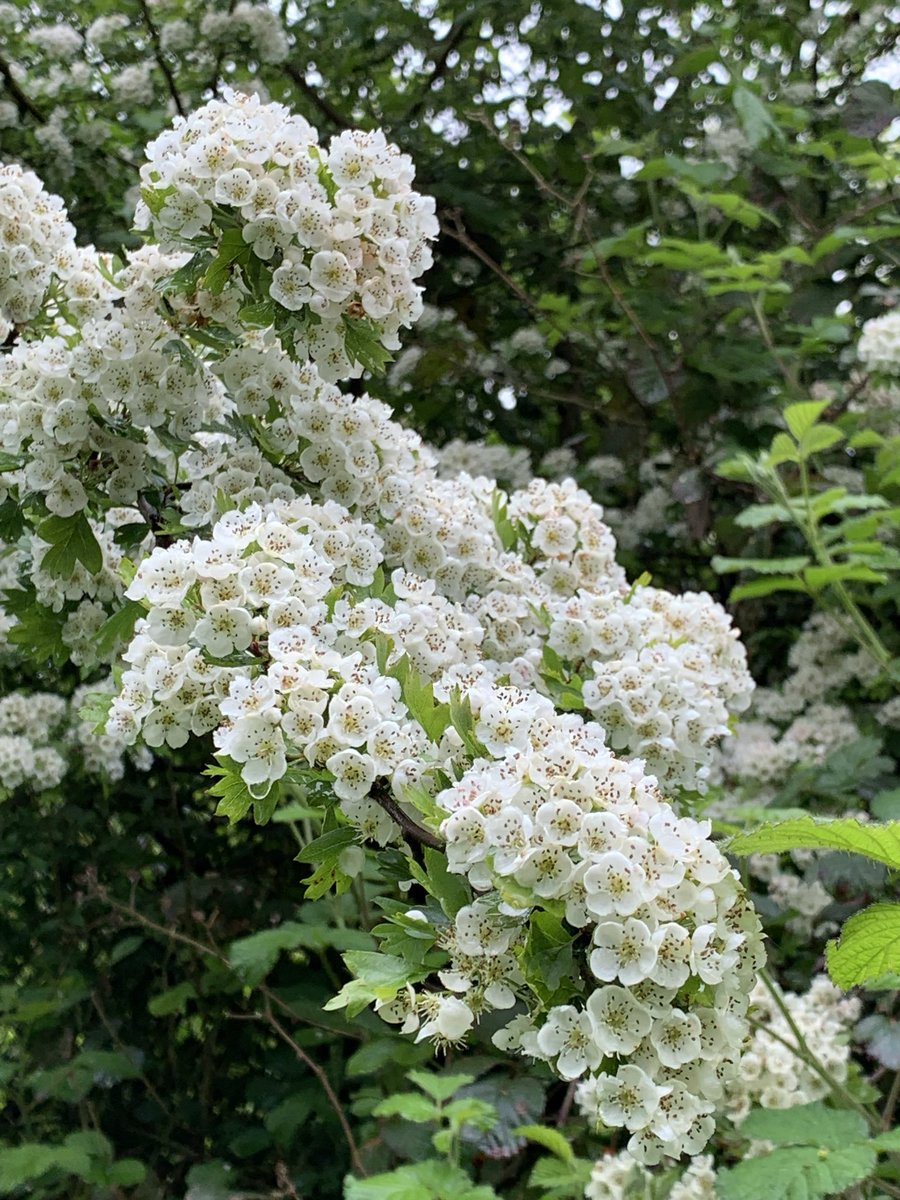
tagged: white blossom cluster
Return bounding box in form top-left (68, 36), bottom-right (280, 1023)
top-left (0, 690), bottom-right (68, 792)
top-left (435, 438), bottom-right (534, 492)
top-left (720, 702), bottom-right (860, 789)
top-left (199, 2), bottom-right (289, 64)
top-left (746, 852), bottom-right (835, 940)
top-left (0, 163), bottom-right (76, 334)
top-left (585, 1151), bottom-right (717, 1200)
top-left (726, 976), bottom-right (859, 1122)
top-left (857, 311), bottom-right (900, 375)
top-left (0, 245), bottom-right (222, 519)
top-left (749, 613), bottom-right (878, 724)
top-left (0, 95), bottom-right (771, 1164)
top-left (423, 696), bottom-right (765, 1164)
top-left (135, 90), bottom-right (438, 380)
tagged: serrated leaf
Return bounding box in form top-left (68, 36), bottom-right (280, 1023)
top-left (513, 1124), bottom-right (574, 1162)
top-left (739, 1102), bottom-right (867, 1148)
top-left (716, 1144), bottom-right (875, 1200)
top-left (827, 902), bottom-right (900, 990)
top-left (37, 513), bottom-right (103, 578)
top-left (728, 815), bottom-right (900, 868)
top-left (784, 400), bottom-right (830, 440)
top-left (407, 1070), bottom-right (474, 1104)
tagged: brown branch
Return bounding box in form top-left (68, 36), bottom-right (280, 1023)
top-left (372, 785), bottom-right (444, 851)
top-left (261, 996), bottom-right (367, 1177)
top-left (440, 208), bottom-right (541, 315)
top-left (137, 0), bottom-right (186, 118)
top-left (406, 16), bottom-right (474, 121)
top-left (282, 61), bottom-right (351, 130)
top-left (0, 53), bottom-right (45, 123)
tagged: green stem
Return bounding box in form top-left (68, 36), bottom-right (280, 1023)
top-left (794, 461), bottom-right (892, 672)
top-left (757, 969), bottom-right (877, 1129)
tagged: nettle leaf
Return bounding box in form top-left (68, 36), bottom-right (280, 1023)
top-left (827, 902), bottom-right (900, 990)
top-left (728, 815), bottom-right (900, 870)
top-left (716, 1144), bottom-right (875, 1200)
top-left (739, 1102), bottom-right (867, 1148)
top-left (36, 513), bottom-right (103, 578)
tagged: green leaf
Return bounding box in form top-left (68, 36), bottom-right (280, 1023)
top-left (0, 1143), bottom-right (93, 1193)
top-left (373, 1092), bottom-right (439, 1122)
top-left (827, 903), bottom-right (900, 990)
top-left (712, 556), bottom-right (811, 575)
top-left (733, 85), bottom-right (781, 147)
top-left (342, 315), bottom-right (394, 374)
top-left (36, 513), bottom-right (103, 578)
top-left (729, 576), bottom-right (809, 601)
top-left (798, 424), bottom-right (845, 458)
top-left (513, 1124), bottom-right (574, 1162)
top-left (345, 1160), bottom-right (500, 1200)
top-left (229, 921), bottom-right (373, 987)
top-left (421, 846), bottom-right (470, 919)
top-left (716, 1144), bottom-right (875, 1200)
top-left (738, 1102), bottom-right (868, 1148)
top-left (784, 400), bottom-right (830, 440)
top-left (803, 564), bottom-right (886, 590)
top-left (148, 981), bottom-right (197, 1016)
top-left (325, 950), bottom-right (428, 1018)
top-left (407, 1070), bottom-right (474, 1104)
top-left (93, 600), bottom-right (145, 661)
top-left (727, 815), bottom-right (900, 869)
top-left (205, 756), bottom-right (268, 824)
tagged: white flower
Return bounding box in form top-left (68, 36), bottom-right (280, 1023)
top-left (590, 918), bottom-right (658, 986)
top-left (593, 1065), bottom-right (668, 1132)
top-left (588, 985), bottom-right (652, 1056)
top-left (537, 1006), bottom-right (602, 1080)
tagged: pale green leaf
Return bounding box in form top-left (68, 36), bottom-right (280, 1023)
top-left (716, 1144), bottom-right (875, 1200)
top-left (738, 1102), bottom-right (867, 1148)
top-left (728, 815), bottom-right (900, 869)
top-left (827, 903), bottom-right (900, 990)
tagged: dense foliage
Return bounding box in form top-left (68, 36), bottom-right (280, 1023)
top-left (1, 3), bottom-right (900, 1199)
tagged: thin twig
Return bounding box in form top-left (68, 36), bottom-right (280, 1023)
top-left (282, 62), bottom-right (351, 130)
top-left (372, 785), bottom-right (444, 851)
top-left (0, 54), bottom-right (45, 123)
top-left (137, 0), bottom-right (186, 118)
top-left (407, 16), bottom-right (474, 121)
top-left (261, 995), bottom-right (367, 1177)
